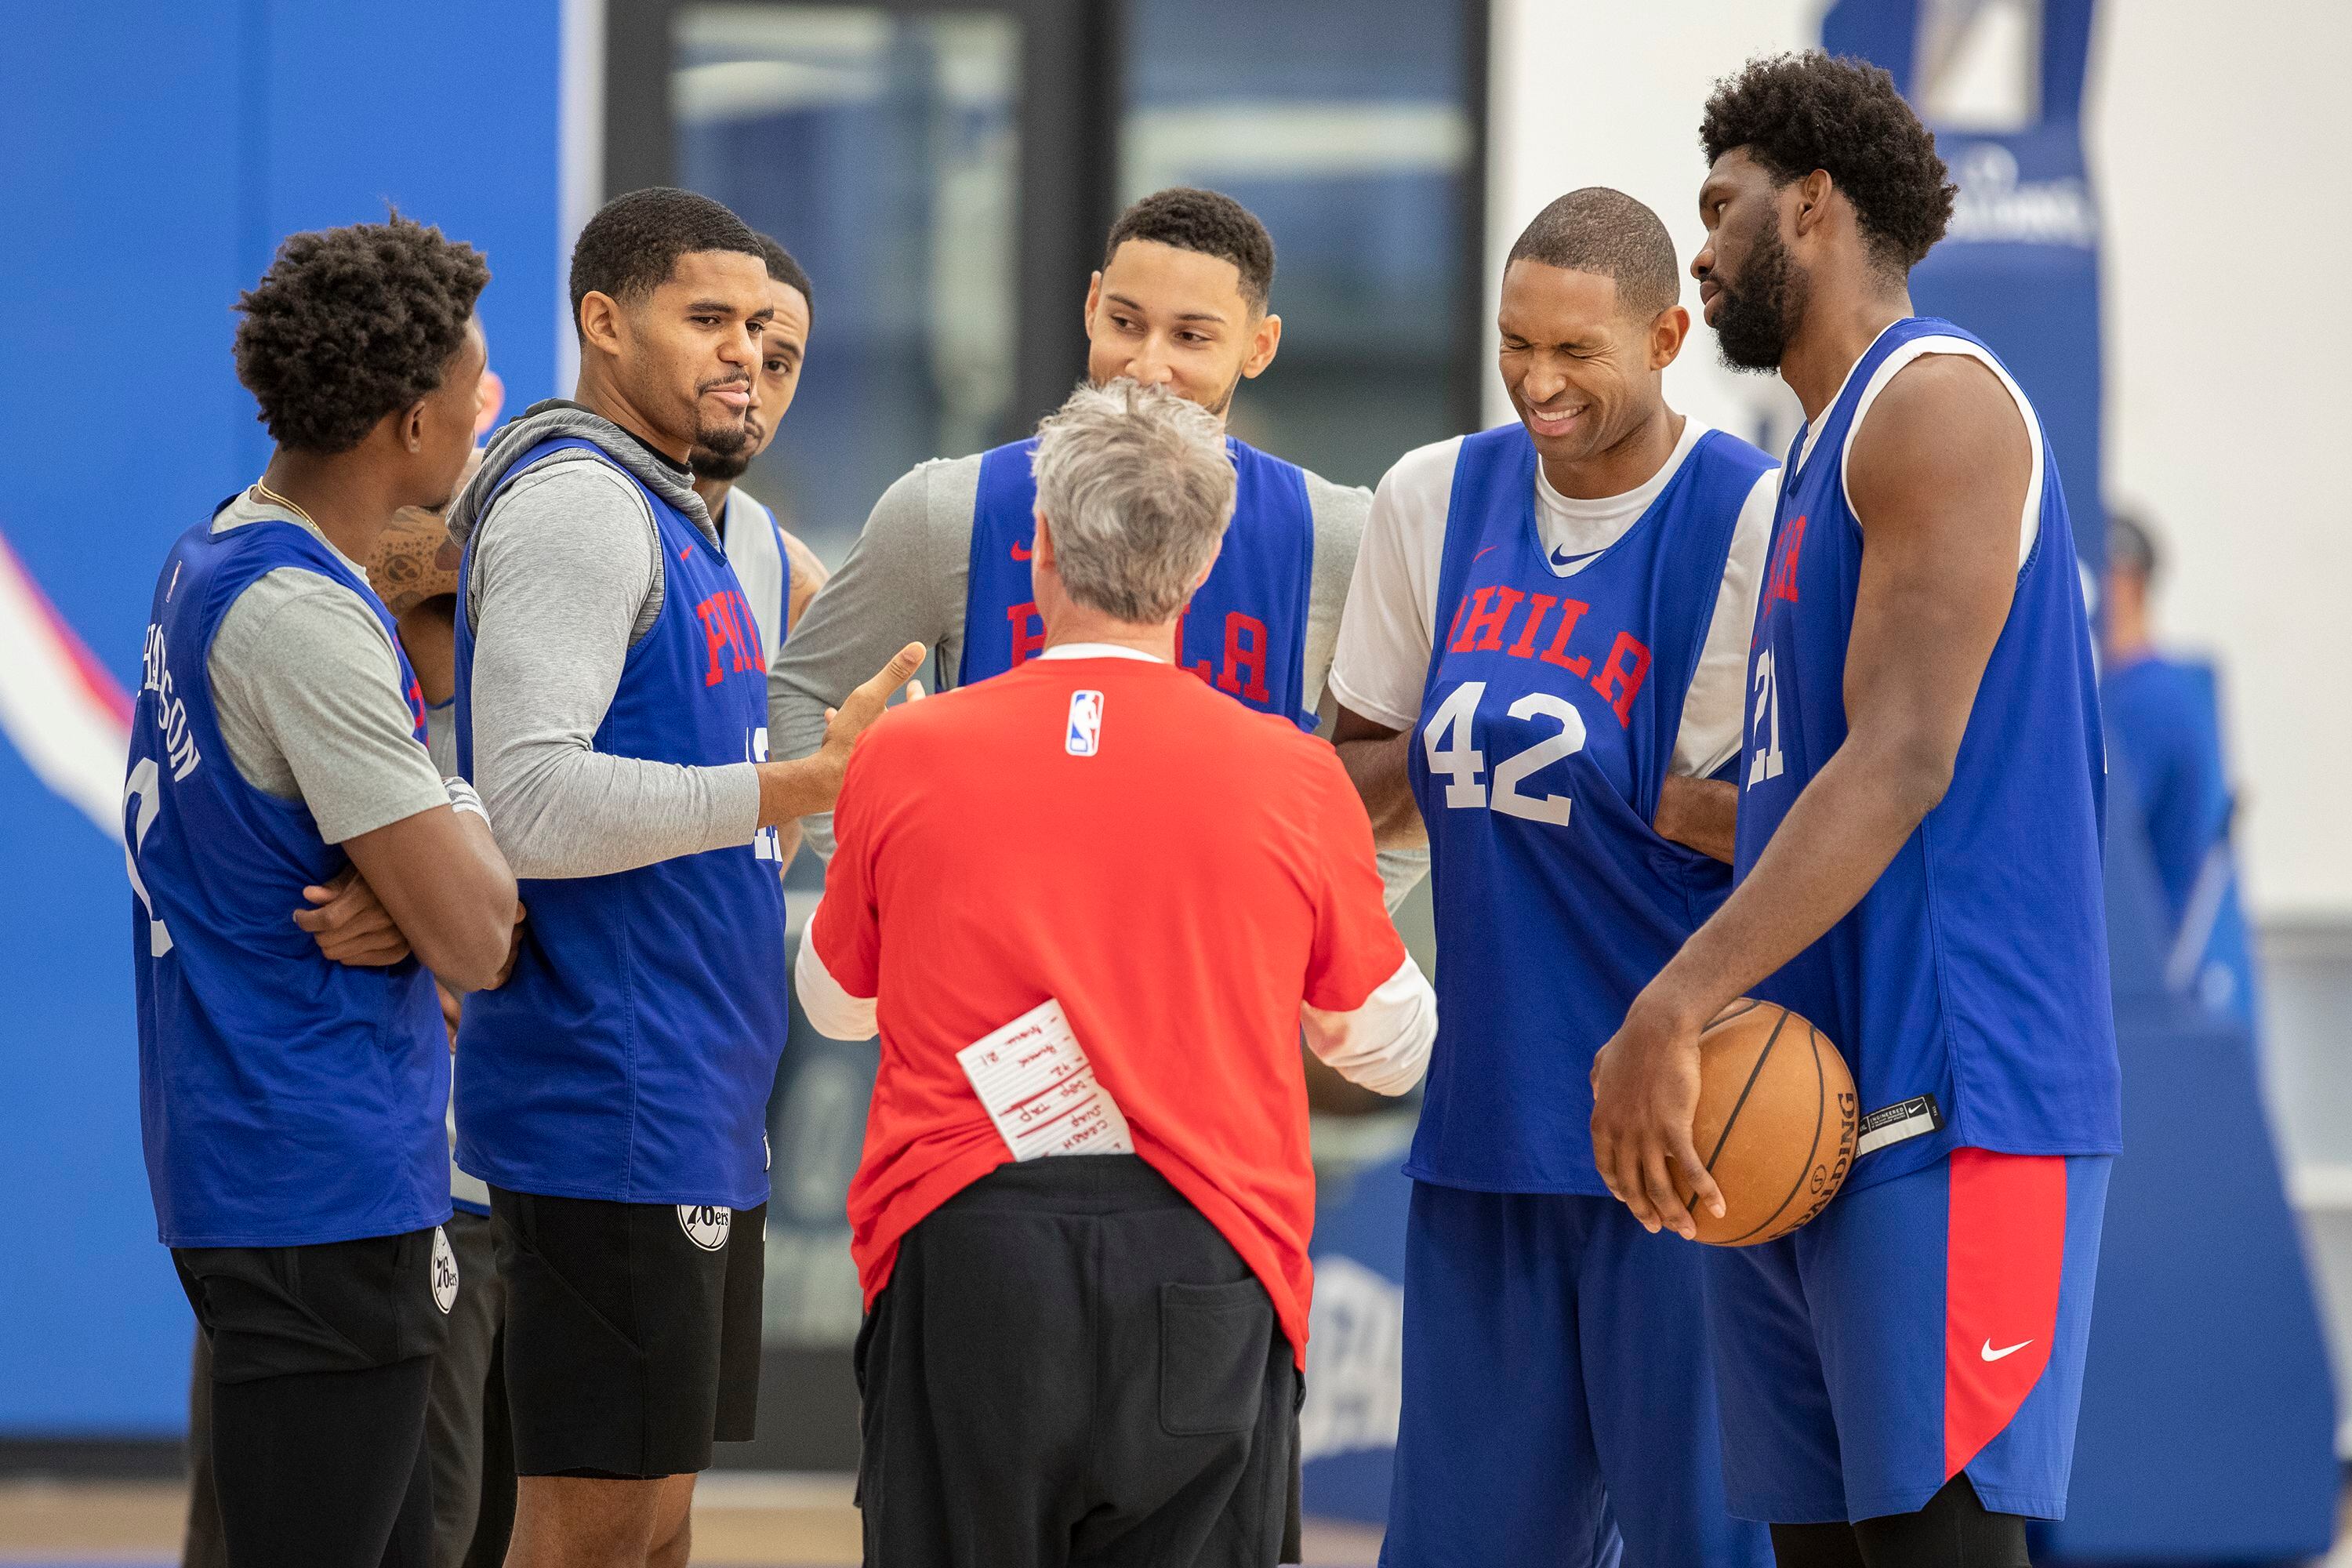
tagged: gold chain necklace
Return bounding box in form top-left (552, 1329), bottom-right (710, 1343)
top-left (251, 478), bottom-right (318, 530)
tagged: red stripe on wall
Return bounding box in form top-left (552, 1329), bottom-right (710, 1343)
top-left (1944, 1149), bottom-right (2067, 1479)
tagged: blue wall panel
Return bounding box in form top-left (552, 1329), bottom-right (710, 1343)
top-left (0, 0), bottom-right (560, 1434)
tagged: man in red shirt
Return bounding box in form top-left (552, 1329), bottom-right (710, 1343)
top-left (799, 377), bottom-right (1434, 1567)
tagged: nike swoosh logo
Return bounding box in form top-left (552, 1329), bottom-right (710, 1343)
top-left (1980, 1338), bottom-right (2033, 1362)
top-left (1550, 546), bottom-right (1602, 568)
top-left (679, 543), bottom-right (695, 561)
top-left (1472, 544), bottom-right (1500, 562)
top-left (1011, 540), bottom-right (1033, 561)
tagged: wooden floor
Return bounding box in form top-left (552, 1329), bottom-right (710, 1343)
top-left (0, 1475), bottom-right (1387, 1566)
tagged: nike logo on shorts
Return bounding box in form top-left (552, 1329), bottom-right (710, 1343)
top-left (1980, 1338), bottom-right (2034, 1362)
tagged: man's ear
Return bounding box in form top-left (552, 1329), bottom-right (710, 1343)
top-left (578, 289), bottom-right (626, 359)
top-left (1792, 169), bottom-right (1835, 240)
top-left (1241, 311), bottom-right (1283, 380)
top-left (1191, 535), bottom-right (1225, 592)
top-left (400, 398), bottom-right (428, 454)
top-left (1081, 272), bottom-right (1104, 336)
top-left (1032, 506), bottom-right (1055, 574)
top-left (1650, 304), bottom-right (1691, 372)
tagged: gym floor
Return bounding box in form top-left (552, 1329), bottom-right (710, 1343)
top-left (0, 1473), bottom-right (1388, 1566)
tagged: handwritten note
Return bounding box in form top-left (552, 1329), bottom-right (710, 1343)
top-left (956, 997), bottom-right (1133, 1160)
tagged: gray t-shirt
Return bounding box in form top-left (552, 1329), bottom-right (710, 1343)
top-left (769, 448), bottom-right (1412, 882)
top-left (205, 492), bottom-right (448, 844)
top-left (446, 403), bottom-right (768, 880)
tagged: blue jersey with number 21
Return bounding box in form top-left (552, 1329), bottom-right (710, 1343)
top-left (1735, 318), bottom-right (2121, 1192)
top-left (1406, 423), bottom-right (1774, 1192)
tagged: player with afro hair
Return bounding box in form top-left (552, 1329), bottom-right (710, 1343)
top-left (234, 210), bottom-right (490, 453)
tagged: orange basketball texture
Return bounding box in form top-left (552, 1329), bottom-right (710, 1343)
top-left (1681, 1000), bottom-right (1858, 1246)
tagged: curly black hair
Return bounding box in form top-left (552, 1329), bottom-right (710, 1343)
top-left (1700, 52), bottom-right (1955, 272)
top-left (755, 233), bottom-right (815, 325)
top-left (569, 187), bottom-right (764, 336)
top-left (1104, 187), bottom-right (1276, 311)
top-left (233, 211), bottom-right (488, 454)
top-left (1508, 187), bottom-right (1681, 318)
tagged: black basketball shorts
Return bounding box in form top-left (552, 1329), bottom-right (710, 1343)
top-left (488, 1187), bottom-right (765, 1478)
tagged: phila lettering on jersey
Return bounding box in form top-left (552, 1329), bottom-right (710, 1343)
top-left (959, 435), bottom-right (1316, 728)
top-left (1406, 423), bottom-right (1777, 1192)
top-left (1736, 318), bottom-right (2121, 1192)
top-left (129, 506), bottom-right (447, 1248)
top-left (452, 438), bottom-right (789, 1209)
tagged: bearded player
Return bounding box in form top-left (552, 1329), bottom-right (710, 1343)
top-left (1591, 53), bottom-right (2120, 1566)
top-left (1330, 188), bottom-right (1774, 1567)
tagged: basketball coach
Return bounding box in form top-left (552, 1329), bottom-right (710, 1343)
top-left (797, 378), bottom-right (1436, 1567)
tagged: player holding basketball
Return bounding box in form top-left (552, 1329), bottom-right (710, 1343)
top-left (1591, 53), bottom-right (2121, 1565)
top-left (1329, 189), bottom-right (1775, 1567)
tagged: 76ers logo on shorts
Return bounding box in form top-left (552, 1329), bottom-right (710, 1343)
top-left (430, 1226), bottom-right (459, 1315)
top-left (677, 1204), bottom-right (732, 1251)
top-left (1065, 689), bottom-right (1104, 757)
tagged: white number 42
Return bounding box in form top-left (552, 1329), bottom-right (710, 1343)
top-left (1420, 679), bottom-right (1587, 827)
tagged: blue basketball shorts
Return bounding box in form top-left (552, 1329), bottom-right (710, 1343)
top-left (1381, 1183), bottom-right (1772, 1568)
top-left (1702, 1149), bottom-right (2111, 1525)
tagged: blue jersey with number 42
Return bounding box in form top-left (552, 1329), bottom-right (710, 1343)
top-left (1406, 423), bottom-right (1774, 1192)
top-left (1735, 318), bottom-right (2120, 1191)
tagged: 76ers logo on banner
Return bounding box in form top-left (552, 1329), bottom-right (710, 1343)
top-left (677, 1204), bottom-right (731, 1250)
top-left (1065, 690), bottom-right (1104, 757)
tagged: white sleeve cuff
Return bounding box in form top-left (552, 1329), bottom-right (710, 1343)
top-left (1301, 955), bottom-right (1436, 1096)
top-left (793, 909), bottom-right (877, 1040)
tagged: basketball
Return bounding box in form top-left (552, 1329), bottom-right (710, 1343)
top-left (1682, 1000), bottom-right (1858, 1247)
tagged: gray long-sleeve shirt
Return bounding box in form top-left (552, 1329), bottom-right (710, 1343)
top-left (445, 401), bottom-right (764, 880)
top-left (771, 448), bottom-right (1404, 875)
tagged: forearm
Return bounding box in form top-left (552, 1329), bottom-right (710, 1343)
top-left (1654, 775), bottom-right (1736, 864)
top-left (344, 804), bottom-right (518, 993)
top-left (1639, 745), bottom-right (1939, 1026)
top-left (1334, 734), bottom-right (1428, 850)
top-left (484, 739), bottom-right (760, 878)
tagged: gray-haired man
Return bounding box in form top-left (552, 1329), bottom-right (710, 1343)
top-left (797, 379), bottom-right (1435, 1567)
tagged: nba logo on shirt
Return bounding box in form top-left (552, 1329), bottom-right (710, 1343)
top-left (1065, 690), bottom-right (1104, 757)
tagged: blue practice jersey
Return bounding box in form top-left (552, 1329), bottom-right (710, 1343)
top-left (452, 439), bottom-right (789, 1209)
top-left (1406, 423), bottom-right (1776, 1192)
top-left (131, 506), bottom-right (448, 1247)
top-left (719, 487), bottom-right (794, 668)
top-left (1736, 318), bottom-right (2122, 1189)
top-left (959, 435), bottom-right (1316, 728)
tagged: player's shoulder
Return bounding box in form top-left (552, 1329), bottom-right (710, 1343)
top-left (870, 452), bottom-right (984, 535)
top-left (1374, 434), bottom-right (1468, 504)
top-left (1689, 424), bottom-right (1780, 481)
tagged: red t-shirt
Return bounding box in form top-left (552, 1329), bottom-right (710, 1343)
top-left (812, 652), bottom-right (1406, 1366)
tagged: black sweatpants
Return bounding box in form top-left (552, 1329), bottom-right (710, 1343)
top-left (856, 1156), bottom-right (1301, 1568)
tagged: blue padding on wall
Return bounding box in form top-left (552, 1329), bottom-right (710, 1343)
top-left (0, 0), bottom-right (561, 1435)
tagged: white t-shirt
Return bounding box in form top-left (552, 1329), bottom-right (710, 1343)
top-left (1329, 419), bottom-right (1779, 780)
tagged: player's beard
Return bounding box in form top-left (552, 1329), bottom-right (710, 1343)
top-left (689, 437), bottom-right (756, 484)
top-left (1200, 363), bottom-right (1245, 420)
top-left (1711, 222), bottom-right (1807, 373)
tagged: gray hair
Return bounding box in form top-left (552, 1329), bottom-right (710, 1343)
top-left (1029, 379), bottom-right (1237, 623)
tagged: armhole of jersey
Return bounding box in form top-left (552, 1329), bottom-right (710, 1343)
top-left (1839, 336), bottom-right (2044, 568)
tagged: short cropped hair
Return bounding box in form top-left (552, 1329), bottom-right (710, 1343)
top-left (756, 233), bottom-right (815, 324)
top-left (1700, 51), bottom-right (1955, 272)
top-left (2109, 511), bottom-right (2160, 582)
top-left (233, 212), bottom-right (488, 454)
top-left (568, 187), bottom-right (764, 338)
top-left (1507, 187), bottom-right (1681, 318)
top-left (1030, 379), bottom-right (1237, 623)
top-left (1104, 187), bottom-right (1276, 312)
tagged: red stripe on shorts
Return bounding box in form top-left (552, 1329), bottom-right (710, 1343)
top-left (1944, 1149), bottom-right (2067, 1479)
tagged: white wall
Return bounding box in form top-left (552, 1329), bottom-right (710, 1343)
top-left (1488, 0), bottom-right (2352, 918)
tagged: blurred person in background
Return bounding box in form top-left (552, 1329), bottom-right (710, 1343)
top-left (797, 379), bottom-right (1435, 1567)
top-left (135, 214), bottom-right (519, 1568)
top-left (2103, 510), bottom-right (2262, 1031)
top-left (689, 232), bottom-right (830, 666)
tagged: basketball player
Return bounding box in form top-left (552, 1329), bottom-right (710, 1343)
top-left (771, 186), bottom-right (1424, 897)
top-left (689, 233), bottom-right (830, 661)
top-left (130, 214), bottom-right (519, 1567)
top-left (1591, 53), bottom-right (2121, 1564)
top-left (445, 187), bottom-right (919, 1568)
top-left (1328, 189), bottom-right (1775, 1568)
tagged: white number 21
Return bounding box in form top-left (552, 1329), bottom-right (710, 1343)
top-left (1748, 648), bottom-right (1786, 788)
